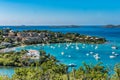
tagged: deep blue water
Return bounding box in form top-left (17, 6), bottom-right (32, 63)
top-left (0, 26), bottom-right (120, 77)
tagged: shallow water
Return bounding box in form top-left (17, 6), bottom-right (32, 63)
top-left (0, 26), bottom-right (120, 77)
top-left (0, 67), bottom-right (14, 77)
top-left (16, 43), bottom-right (120, 67)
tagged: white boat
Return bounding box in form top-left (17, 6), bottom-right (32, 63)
top-left (95, 56), bottom-right (100, 60)
top-left (95, 46), bottom-right (98, 49)
top-left (114, 53), bottom-right (119, 56)
top-left (90, 51), bottom-right (94, 54)
top-left (65, 47), bottom-right (68, 50)
top-left (76, 46), bottom-right (79, 50)
top-left (82, 46), bottom-right (85, 48)
top-left (86, 53), bottom-right (89, 56)
top-left (66, 44), bottom-right (69, 47)
top-left (91, 45), bottom-right (94, 47)
top-left (50, 46), bottom-right (53, 48)
top-left (42, 43), bottom-right (45, 46)
top-left (109, 55), bottom-right (116, 59)
top-left (68, 55), bottom-right (71, 58)
top-left (111, 46), bottom-right (118, 50)
top-left (61, 52), bottom-right (64, 55)
top-left (50, 46), bottom-right (55, 49)
top-left (112, 52), bottom-right (115, 54)
top-left (93, 53), bottom-right (100, 60)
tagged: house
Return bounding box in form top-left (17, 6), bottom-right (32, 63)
top-left (23, 50), bottom-right (40, 60)
top-left (28, 32), bottom-right (38, 37)
top-left (22, 37), bottom-right (43, 43)
top-left (17, 32), bottom-right (29, 37)
top-left (8, 30), bottom-right (15, 37)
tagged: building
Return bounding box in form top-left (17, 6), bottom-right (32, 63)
top-left (23, 50), bottom-right (40, 60)
top-left (8, 30), bottom-right (15, 37)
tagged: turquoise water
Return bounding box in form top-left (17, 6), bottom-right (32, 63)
top-left (16, 43), bottom-right (120, 67)
top-left (0, 26), bottom-right (120, 77)
top-left (0, 67), bottom-right (14, 77)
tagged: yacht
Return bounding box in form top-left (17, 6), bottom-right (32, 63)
top-left (111, 46), bottom-right (118, 50)
top-left (109, 55), bottom-right (116, 59)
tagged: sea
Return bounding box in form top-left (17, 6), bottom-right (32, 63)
top-left (0, 26), bottom-right (120, 77)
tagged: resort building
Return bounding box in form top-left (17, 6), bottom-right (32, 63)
top-left (23, 50), bottom-right (40, 60)
top-left (8, 30), bottom-right (15, 37)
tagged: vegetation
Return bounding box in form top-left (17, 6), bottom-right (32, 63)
top-left (74, 62), bottom-right (109, 80)
top-left (0, 50), bottom-right (119, 80)
top-left (0, 50), bottom-right (64, 67)
top-left (111, 63), bottom-right (120, 80)
top-left (0, 30), bottom-right (3, 43)
top-left (0, 50), bottom-right (67, 80)
top-left (0, 50), bottom-right (27, 66)
top-left (0, 63), bottom-right (120, 80)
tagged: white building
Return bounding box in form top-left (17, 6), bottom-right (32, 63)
top-left (23, 50), bottom-right (40, 60)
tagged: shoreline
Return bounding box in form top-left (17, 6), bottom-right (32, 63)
top-left (0, 29), bottom-right (106, 49)
top-left (0, 47), bottom-right (16, 53)
top-left (0, 42), bottom-right (107, 53)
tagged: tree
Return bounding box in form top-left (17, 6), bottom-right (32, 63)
top-left (112, 63), bottom-right (120, 80)
top-left (4, 38), bottom-right (12, 42)
top-left (75, 62), bottom-right (109, 80)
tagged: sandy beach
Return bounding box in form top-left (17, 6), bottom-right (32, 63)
top-left (0, 47), bottom-right (16, 53)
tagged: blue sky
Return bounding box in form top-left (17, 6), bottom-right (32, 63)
top-left (0, 0), bottom-right (120, 25)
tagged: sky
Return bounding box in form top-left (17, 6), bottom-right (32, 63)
top-left (0, 0), bottom-right (120, 25)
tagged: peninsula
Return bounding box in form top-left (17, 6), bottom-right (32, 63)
top-left (0, 28), bottom-right (106, 49)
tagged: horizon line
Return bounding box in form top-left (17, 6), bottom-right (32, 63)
top-left (0, 24), bottom-right (118, 26)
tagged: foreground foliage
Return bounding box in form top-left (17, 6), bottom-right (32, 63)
top-left (0, 63), bottom-right (120, 80)
top-left (0, 50), bottom-right (119, 80)
top-left (74, 62), bottom-right (109, 80)
top-left (0, 50), bottom-right (64, 67)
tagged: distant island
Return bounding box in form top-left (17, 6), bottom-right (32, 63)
top-left (49, 25), bottom-right (80, 28)
top-left (104, 25), bottom-right (120, 28)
